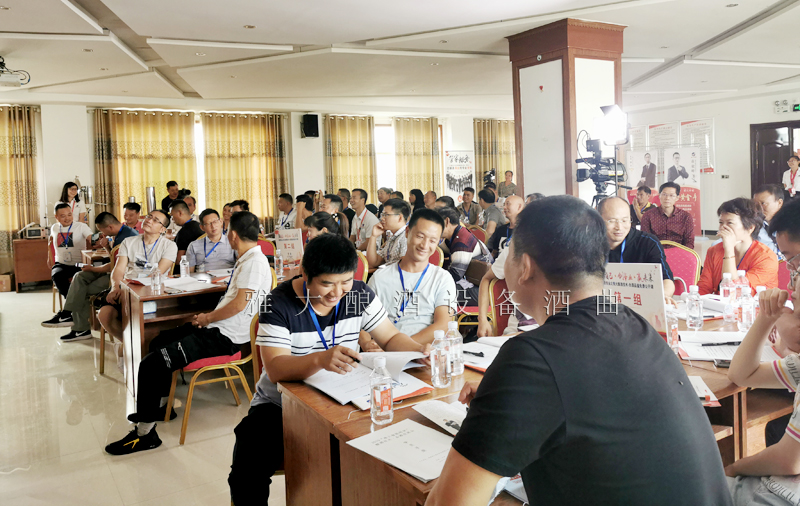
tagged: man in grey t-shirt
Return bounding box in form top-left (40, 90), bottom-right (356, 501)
top-left (477, 188), bottom-right (507, 239)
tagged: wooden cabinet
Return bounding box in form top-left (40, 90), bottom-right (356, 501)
top-left (13, 239), bottom-right (50, 292)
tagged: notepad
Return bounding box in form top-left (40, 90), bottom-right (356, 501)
top-left (679, 331), bottom-right (745, 345)
top-left (412, 400), bottom-right (468, 436)
top-left (688, 376), bottom-right (721, 407)
top-left (679, 343), bottom-right (781, 363)
top-left (461, 336), bottom-right (513, 372)
top-left (346, 419), bottom-right (453, 482)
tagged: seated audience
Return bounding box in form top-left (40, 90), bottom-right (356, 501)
top-left (497, 170), bottom-right (517, 198)
top-left (368, 209), bottom-right (456, 345)
top-left (337, 188), bottom-right (356, 223)
top-left (366, 198), bottom-right (411, 269)
top-left (409, 189), bottom-right (425, 213)
top-left (434, 196), bottom-right (455, 209)
top-left (698, 197), bottom-right (778, 295)
top-left (318, 194), bottom-right (351, 236)
top-left (457, 187), bottom-right (479, 225)
top-left (424, 191), bottom-right (437, 210)
top-left (425, 195), bottom-right (732, 506)
top-left (123, 202), bottom-right (144, 233)
top-left (166, 194), bottom-right (197, 238)
top-left (483, 182), bottom-right (503, 210)
top-left (487, 195), bottom-right (524, 256)
top-left (273, 193), bottom-right (295, 233)
top-left (105, 212), bottom-right (271, 456)
top-left (436, 206), bottom-right (493, 305)
top-left (525, 192), bottom-right (545, 205)
top-left (294, 195), bottom-right (315, 231)
top-left (477, 246), bottom-right (536, 338)
top-left (377, 187), bottom-right (393, 215)
top-left (476, 188), bottom-right (506, 239)
top-left (599, 197), bottom-right (675, 305)
top-left (753, 183), bottom-right (785, 260)
top-left (630, 185), bottom-right (657, 227)
top-left (228, 234), bottom-right (429, 505)
top-left (349, 188), bottom-right (380, 251)
top-left (186, 209), bottom-right (236, 273)
top-left (97, 210), bottom-right (177, 340)
top-left (161, 180), bottom-right (179, 211)
top-left (55, 181), bottom-right (87, 224)
top-left (391, 190), bottom-right (404, 200)
top-left (305, 211), bottom-right (348, 240)
top-left (170, 201), bottom-right (203, 271)
top-left (640, 182), bottom-right (695, 248)
top-left (222, 203), bottom-right (232, 234)
top-left (230, 199), bottom-right (250, 213)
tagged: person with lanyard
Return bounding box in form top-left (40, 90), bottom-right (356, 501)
top-left (487, 195), bottom-right (524, 258)
top-left (425, 195), bottom-right (733, 506)
top-left (221, 203), bottom-right (232, 235)
top-left (456, 187), bottom-right (479, 226)
top-left (436, 206), bottom-right (493, 306)
top-left (185, 209), bottom-right (236, 273)
top-left (348, 187), bottom-right (380, 251)
top-left (274, 193), bottom-right (295, 232)
top-left (784, 155), bottom-right (800, 199)
top-left (55, 181), bottom-right (87, 224)
top-left (170, 200), bottom-right (204, 273)
top-left (96, 210), bottom-right (178, 342)
top-left (753, 184), bottom-right (786, 260)
top-left (697, 197), bottom-right (779, 295)
top-left (228, 233), bottom-right (429, 505)
top-left (598, 197), bottom-right (676, 306)
top-left (367, 209), bottom-right (456, 348)
top-left (365, 198), bottom-right (411, 269)
top-left (105, 212), bottom-right (271, 456)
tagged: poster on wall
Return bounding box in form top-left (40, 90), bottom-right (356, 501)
top-left (628, 125), bottom-right (647, 150)
top-left (680, 119), bottom-right (715, 173)
top-left (666, 147), bottom-right (702, 237)
top-left (444, 151), bottom-right (474, 204)
top-left (648, 123), bottom-right (679, 147)
top-left (627, 150), bottom-right (660, 191)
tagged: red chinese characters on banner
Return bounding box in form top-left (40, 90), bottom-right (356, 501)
top-left (673, 186), bottom-right (701, 237)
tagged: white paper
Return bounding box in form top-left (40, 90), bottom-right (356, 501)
top-left (359, 352), bottom-right (426, 381)
top-left (476, 336), bottom-right (511, 348)
top-left (346, 419), bottom-right (453, 482)
top-left (163, 277), bottom-right (215, 292)
top-left (688, 376), bottom-right (718, 403)
top-left (350, 372), bottom-right (433, 410)
top-left (412, 400), bottom-right (468, 436)
top-left (304, 363), bottom-right (373, 405)
top-left (679, 331), bottom-right (745, 345)
top-left (502, 475), bottom-right (528, 503)
top-left (462, 342), bottom-right (500, 371)
top-left (207, 268), bottom-right (233, 277)
top-left (681, 343), bottom-right (781, 362)
top-left (674, 301), bottom-right (721, 320)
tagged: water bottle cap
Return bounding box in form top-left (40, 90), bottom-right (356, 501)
top-left (374, 357), bottom-right (386, 368)
top-left (447, 321), bottom-right (458, 330)
top-left (722, 273), bottom-right (732, 279)
top-left (689, 285), bottom-right (699, 293)
top-left (433, 330), bottom-right (445, 339)
top-left (737, 270), bottom-right (746, 276)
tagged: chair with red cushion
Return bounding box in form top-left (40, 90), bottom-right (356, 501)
top-left (489, 278), bottom-right (510, 335)
top-left (355, 250), bottom-right (368, 282)
top-left (466, 225), bottom-right (486, 244)
top-left (778, 260), bottom-right (791, 291)
top-left (257, 236), bottom-right (275, 257)
top-left (428, 246), bottom-right (444, 268)
top-left (456, 259), bottom-right (493, 328)
top-left (661, 240), bottom-right (700, 296)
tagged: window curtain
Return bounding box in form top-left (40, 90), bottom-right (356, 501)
top-left (394, 117), bottom-right (441, 198)
top-left (324, 115), bottom-right (377, 200)
top-left (474, 119), bottom-right (516, 187)
top-left (202, 113), bottom-right (288, 230)
top-left (0, 106), bottom-right (40, 273)
top-left (94, 109), bottom-right (196, 217)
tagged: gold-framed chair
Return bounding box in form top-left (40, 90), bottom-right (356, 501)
top-left (660, 240), bottom-right (701, 295)
top-left (355, 250), bottom-right (369, 282)
top-left (428, 246), bottom-right (444, 268)
top-left (92, 244), bottom-right (122, 375)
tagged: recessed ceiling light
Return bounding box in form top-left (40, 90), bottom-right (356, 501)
top-left (83, 49), bottom-right (93, 52)
top-left (700, 80), bottom-right (708, 83)
top-left (430, 63), bottom-right (439, 66)
top-left (243, 25), bottom-right (256, 29)
top-left (99, 68), bottom-right (108, 71)
top-left (439, 40), bottom-right (448, 44)
top-left (0, 6), bottom-right (10, 10)
top-left (195, 52), bottom-right (206, 56)
top-left (230, 75), bottom-right (237, 78)
top-left (726, 3), bottom-right (738, 7)
top-left (660, 46), bottom-right (669, 49)
top-left (121, 90), bottom-right (128, 93)
top-left (410, 89), bottom-right (415, 92)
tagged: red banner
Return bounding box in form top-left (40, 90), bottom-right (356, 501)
top-left (674, 186), bottom-right (702, 237)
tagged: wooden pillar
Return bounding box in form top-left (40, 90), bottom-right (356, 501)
top-left (508, 18), bottom-right (624, 200)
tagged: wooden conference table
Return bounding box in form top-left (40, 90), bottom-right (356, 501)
top-left (279, 319), bottom-right (794, 506)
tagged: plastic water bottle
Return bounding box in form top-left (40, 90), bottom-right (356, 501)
top-left (665, 305), bottom-right (680, 355)
top-left (738, 292), bottom-right (755, 332)
top-left (179, 256), bottom-right (189, 278)
top-left (755, 286), bottom-right (766, 319)
top-left (735, 270), bottom-right (750, 323)
top-left (274, 249), bottom-right (284, 280)
top-left (431, 330), bottom-right (451, 388)
top-left (150, 267), bottom-right (162, 295)
top-left (720, 273), bottom-right (736, 323)
top-left (445, 321), bottom-right (464, 376)
top-left (687, 285), bottom-right (704, 330)
top-left (369, 356), bottom-right (393, 425)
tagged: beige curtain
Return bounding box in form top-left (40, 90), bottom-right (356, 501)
top-left (94, 109), bottom-right (196, 218)
top-left (0, 106), bottom-right (40, 273)
top-left (394, 117), bottom-right (441, 198)
top-left (474, 119), bottom-right (516, 187)
top-left (324, 115), bottom-right (377, 200)
top-left (202, 113), bottom-right (289, 230)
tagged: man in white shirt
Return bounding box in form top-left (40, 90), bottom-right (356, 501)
top-left (368, 209), bottom-right (456, 345)
top-left (274, 193), bottom-right (295, 232)
top-left (97, 209), bottom-right (178, 341)
top-left (349, 188), bottom-right (380, 251)
top-left (186, 209), bottom-right (236, 272)
top-left (105, 211), bottom-right (272, 456)
top-left (366, 198), bottom-right (411, 269)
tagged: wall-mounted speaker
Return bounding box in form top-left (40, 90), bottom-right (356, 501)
top-left (301, 114), bottom-right (319, 138)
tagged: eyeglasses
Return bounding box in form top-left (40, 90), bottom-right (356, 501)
top-left (379, 212), bottom-right (402, 218)
top-left (660, 193), bottom-right (679, 200)
top-left (606, 218), bottom-right (631, 226)
top-left (203, 218), bottom-right (221, 227)
top-left (144, 214), bottom-right (167, 228)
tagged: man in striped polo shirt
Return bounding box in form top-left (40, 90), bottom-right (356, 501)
top-left (228, 233), bottom-right (430, 506)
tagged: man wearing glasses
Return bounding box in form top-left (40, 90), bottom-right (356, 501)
top-left (640, 182), bottom-right (695, 249)
top-left (599, 197), bottom-right (676, 306)
top-left (185, 209), bottom-right (236, 273)
top-left (365, 198), bottom-right (411, 269)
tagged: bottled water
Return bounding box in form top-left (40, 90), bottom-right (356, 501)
top-left (445, 321), bottom-right (464, 376)
top-left (369, 357), bottom-right (393, 425)
top-left (431, 330), bottom-right (451, 388)
top-left (179, 256), bottom-right (189, 278)
top-left (274, 249), bottom-right (284, 280)
top-left (150, 267), bottom-right (162, 295)
top-left (755, 286), bottom-right (766, 319)
top-left (665, 306), bottom-right (680, 355)
top-left (738, 292), bottom-right (755, 332)
top-left (735, 270), bottom-right (750, 323)
top-left (720, 273), bottom-right (736, 323)
top-left (686, 285), bottom-right (704, 330)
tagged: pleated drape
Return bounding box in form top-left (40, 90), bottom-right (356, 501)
top-left (473, 119), bottom-right (516, 186)
top-left (393, 117), bottom-right (441, 198)
top-left (324, 115), bottom-right (377, 199)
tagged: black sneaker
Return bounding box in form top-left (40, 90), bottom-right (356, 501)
top-left (127, 406), bottom-right (177, 423)
top-left (42, 311), bottom-right (73, 328)
top-left (60, 329), bottom-right (92, 342)
top-left (105, 426), bottom-right (162, 455)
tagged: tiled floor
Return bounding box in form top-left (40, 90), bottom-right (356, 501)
top-left (0, 288), bottom-right (286, 505)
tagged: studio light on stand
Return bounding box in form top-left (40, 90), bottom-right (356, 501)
top-left (576, 105), bottom-right (631, 208)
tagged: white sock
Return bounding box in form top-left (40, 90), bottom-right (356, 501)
top-left (137, 422), bottom-right (155, 436)
top-left (159, 397), bottom-right (168, 407)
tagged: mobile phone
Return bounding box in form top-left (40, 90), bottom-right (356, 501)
top-left (75, 263), bottom-right (87, 268)
top-left (713, 359), bottom-right (731, 368)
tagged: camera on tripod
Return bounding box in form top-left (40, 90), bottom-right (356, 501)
top-left (482, 169), bottom-right (496, 187)
top-left (576, 139), bottom-right (624, 187)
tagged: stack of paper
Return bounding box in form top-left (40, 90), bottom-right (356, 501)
top-left (163, 277), bottom-right (215, 292)
top-left (688, 376), bottom-right (721, 407)
top-left (346, 419), bottom-right (453, 482)
top-left (462, 336), bottom-right (512, 372)
top-left (679, 343), bottom-right (781, 363)
top-left (412, 400), bottom-right (468, 436)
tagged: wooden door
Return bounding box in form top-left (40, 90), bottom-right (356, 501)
top-left (751, 121), bottom-right (800, 193)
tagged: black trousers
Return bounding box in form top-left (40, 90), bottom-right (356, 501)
top-left (229, 402), bottom-right (284, 506)
top-left (52, 263), bottom-right (81, 298)
top-left (765, 389), bottom-right (795, 447)
top-left (136, 323), bottom-right (239, 422)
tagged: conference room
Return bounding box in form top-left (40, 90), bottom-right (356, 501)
top-left (2, 0), bottom-right (800, 505)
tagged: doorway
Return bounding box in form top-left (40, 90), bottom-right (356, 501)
top-left (750, 120), bottom-right (800, 194)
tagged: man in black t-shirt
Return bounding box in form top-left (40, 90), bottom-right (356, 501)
top-left (425, 195), bottom-right (732, 506)
top-left (161, 181), bottom-right (179, 211)
top-left (170, 200), bottom-right (203, 272)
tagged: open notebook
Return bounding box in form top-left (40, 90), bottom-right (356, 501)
top-left (462, 336), bottom-right (512, 373)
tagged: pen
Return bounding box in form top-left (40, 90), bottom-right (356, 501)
top-left (463, 350), bottom-right (484, 357)
top-left (700, 342), bottom-right (741, 347)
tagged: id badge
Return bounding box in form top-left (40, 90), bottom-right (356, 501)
top-left (63, 250), bottom-right (73, 263)
top-left (139, 262), bottom-right (155, 278)
top-left (197, 263), bottom-right (206, 273)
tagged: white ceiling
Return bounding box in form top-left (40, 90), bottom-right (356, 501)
top-left (0, 0), bottom-right (799, 113)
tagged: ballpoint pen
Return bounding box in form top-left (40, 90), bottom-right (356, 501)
top-left (700, 341), bottom-right (741, 347)
top-left (463, 350), bottom-right (484, 357)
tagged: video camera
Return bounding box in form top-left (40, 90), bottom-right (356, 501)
top-left (177, 188), bottom-right (192, 200)
top-left (482, 169), bottom-right (496, 187)
top-left (576, 138), bottom-right (628, 207)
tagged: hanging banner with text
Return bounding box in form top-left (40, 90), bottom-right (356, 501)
top-left (444, 150), bottom-right (475, 204)
top-left (680, 119), bottom-right (715, 173)
top-left (603, 263), bottom-right (666, 333)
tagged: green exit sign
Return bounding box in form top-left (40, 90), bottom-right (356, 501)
top-left (795, 104), bottom-right (800, 112)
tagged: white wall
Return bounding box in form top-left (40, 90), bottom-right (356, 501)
top-left (39, 105), bottom-right (93, 221)
top-left (443, 116), bottom-right (474, 152)
top-left (287, 112), bottom-right (325, 195)
top-left (627, 92), bottom-right (800, 230)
